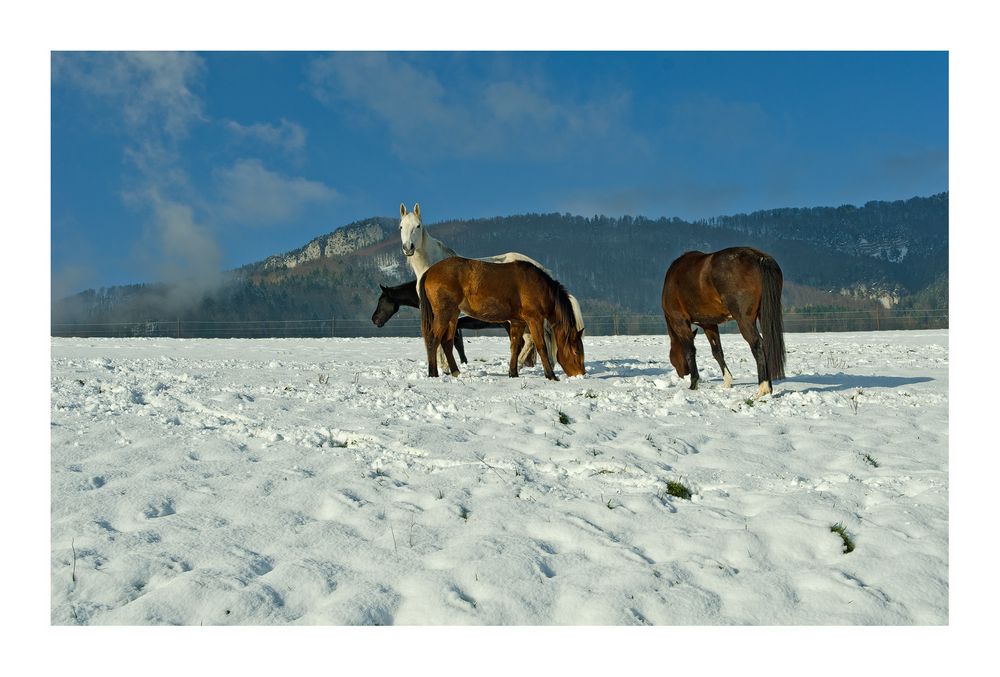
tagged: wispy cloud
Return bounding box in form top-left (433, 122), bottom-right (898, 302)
top-left (307, 53), bottom-right (642, 161)
top-left (53, 52), bottom-right (206, 140)
top-left (213, 159), bottom-right (338, 226)
top-left (54, 53), bottom-right (343, 302)
top-left (54, 52), bottom-right (220, 297)
top-left (141, 190), bottom-right (223, 290)
top-left (225, 118), bottom-right (307, 158)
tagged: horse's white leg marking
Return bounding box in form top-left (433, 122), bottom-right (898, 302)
top-left (723, 368), bottom-right (733, 388)
top-left (518, 333), bottom-right (535, 367)
top-left (755, 380), bottom-right (771, 398)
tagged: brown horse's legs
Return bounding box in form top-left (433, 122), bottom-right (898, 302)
top-left (508, 321), bottom-right (526, 377)
top-left (701, 324), bottom-right (733, 388)
top-left (424, 325), bottom-right (440, 378)
top-left (528, 317), bottom-right (558, 380)
top-left (453, 328), bottom-right (468, 364)
top-left (734, 313), bottom-right (770, 397)
top-left (686, 327), bottom-right (700, 389)
top-left (670, 319), bottom-right (700, 389)
top-left (426, 306), bottom-right (457, 378)
top-left (440, 317), bottom-right (461, 377)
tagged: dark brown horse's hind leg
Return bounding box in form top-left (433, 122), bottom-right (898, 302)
top-left (734, 313), bottom-right (771, 397)
top-left (702, 324), bottom-right (734, 388)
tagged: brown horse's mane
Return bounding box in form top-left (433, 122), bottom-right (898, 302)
top-left (515, 262), bottom-right (579, 336)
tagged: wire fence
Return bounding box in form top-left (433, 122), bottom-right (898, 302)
top-left (51, 308), bottom-right (948, 338)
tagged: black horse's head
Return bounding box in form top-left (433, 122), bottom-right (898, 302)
top-left (371, 284), bottom-right (400, 327)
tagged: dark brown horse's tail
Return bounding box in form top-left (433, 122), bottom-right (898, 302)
top-left (419, 274), bottom-right (433, 342)
top-left (758, 255), bottom-right (786, 380)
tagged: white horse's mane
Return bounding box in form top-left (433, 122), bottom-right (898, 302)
top-left (567, 294), bottom-right (585, 332)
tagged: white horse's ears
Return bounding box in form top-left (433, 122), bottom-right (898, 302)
top-left (400, 203), bottom-right (407, 217)
top-left (413, 203), bottom-right (421, 219)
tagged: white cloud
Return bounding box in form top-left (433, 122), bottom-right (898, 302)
top-left (146, 191), bottom-right (222, 286)
top-left (54, 52), bottom-right (206, 140)
top-left (54, 52), bottom-right (223, 299)
top-left (214, 159), bottom-right (338, 226)
top-left (225, 118), bottom-right (307, 156)
top-left (307, 53), bottom-right (641, 160)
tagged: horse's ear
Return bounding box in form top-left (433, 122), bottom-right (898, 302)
top-left (400, 203), bottom-right (407, 217)
top-left (414, 203), bottom-right (421, 219)
top-left (379, 283), bottom-right (387, 291)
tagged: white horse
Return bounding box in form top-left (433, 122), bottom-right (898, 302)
top-left (400, 202), bottom-right (584, 371)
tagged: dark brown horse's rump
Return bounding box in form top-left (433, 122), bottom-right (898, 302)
top-left (661, 247), bottom-right (786, 395)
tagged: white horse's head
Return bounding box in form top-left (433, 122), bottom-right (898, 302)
top-left (399, 202), bottom-right (423, 257)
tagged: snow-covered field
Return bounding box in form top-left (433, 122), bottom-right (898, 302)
top-left (50, 330), bottom-right (948, 625)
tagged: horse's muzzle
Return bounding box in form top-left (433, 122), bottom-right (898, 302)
top-left (402, 246), bottom-right (415, 257)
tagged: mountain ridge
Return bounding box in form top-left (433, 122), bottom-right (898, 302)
top-left (53, 193), bottom-right (948, 333)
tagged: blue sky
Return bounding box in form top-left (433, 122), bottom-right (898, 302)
top-left (51, 51), bottom-right (947, 295)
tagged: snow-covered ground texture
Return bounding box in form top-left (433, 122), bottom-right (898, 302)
top-left (51, 330), bottom-right (948, 625)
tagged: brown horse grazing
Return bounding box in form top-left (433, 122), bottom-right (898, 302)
top-left (371, 280), bottom-right (542, 367)
top-left (419, 257), bottom-right (586, 380)
top-left (661, 247), bottom-right (786, 397)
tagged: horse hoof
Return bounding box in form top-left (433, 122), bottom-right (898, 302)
top-left (547, 374), bottom-right (560, 381)
top-left (451, 370), bottom-right (461, 377)
top-left (754, 381), bottom-right (772, 398)
top-left (689, 382), bottom-right (698, 390)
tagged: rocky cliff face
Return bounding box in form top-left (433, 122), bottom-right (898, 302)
top-left (262, 221), bottom-right (387, 270)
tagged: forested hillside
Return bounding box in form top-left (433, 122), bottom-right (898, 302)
top-left (52, 194), bottom-right (948, 336)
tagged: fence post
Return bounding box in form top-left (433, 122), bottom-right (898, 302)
top-left (332, 317), bottom-right (336, 337)
top-left (176, 318), bottom-right (180, 338)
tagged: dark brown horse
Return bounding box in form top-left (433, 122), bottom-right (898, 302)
top-left (661, 247), bottom-right (786, 397)
top-left (419, 257), bottom-right (585, 380)
top-left (371, 280), bottom-right (540, 366)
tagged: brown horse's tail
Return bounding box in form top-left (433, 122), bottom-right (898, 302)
top-left (758, 255), bottom-right (786, 380)
top-left (419, 274), bottom-right (433, 343)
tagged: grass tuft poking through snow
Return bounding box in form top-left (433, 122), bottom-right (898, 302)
top-left (831, 523), bottom-right (856, 553)
top-left (666, 481), bottom-right (693, 500)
